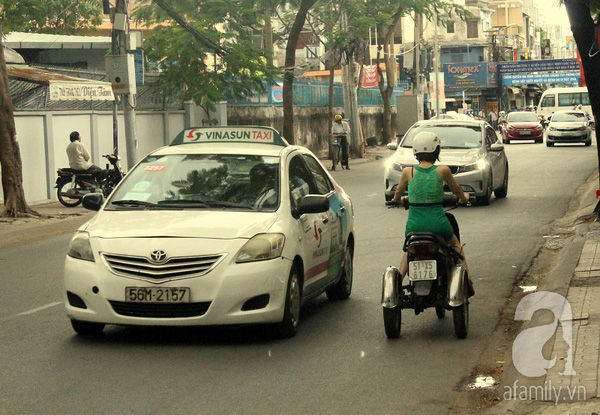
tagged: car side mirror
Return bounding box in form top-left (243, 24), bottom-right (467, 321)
top-left (294, 194), bottom-right (329, 218)
top-left (490, 143), bottom-right (504, 152)
top-left (82, 193), bottom-right (104, 211)
top-left (386, 142), bottom-right (398, 151)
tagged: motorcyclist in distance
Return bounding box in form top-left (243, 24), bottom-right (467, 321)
top-left (391, 131), bottom-right (475, 297)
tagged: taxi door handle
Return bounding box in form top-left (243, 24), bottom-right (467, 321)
top-left (322, 217), bottom-right (329, 224)
top-left (340, 206), bottom-right (346, 211)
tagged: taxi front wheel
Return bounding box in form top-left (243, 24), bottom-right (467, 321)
top-left (326, 243), bottom-right (353, 300)
top-left (70, 319), bottom-right (105, 335)
top-left (275, 265), bottom-right (302, 338)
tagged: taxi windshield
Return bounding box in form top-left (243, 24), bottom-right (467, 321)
top-left (108, 154), bottom-right (280, 211)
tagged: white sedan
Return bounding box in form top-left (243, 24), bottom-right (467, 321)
top-left (64, 126), bottom-right (355, 337)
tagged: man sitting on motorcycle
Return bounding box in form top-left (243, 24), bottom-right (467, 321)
top-left (66, 131), bottom-right (102, 174)
top-left (391, 131), bottom-right (475, 297)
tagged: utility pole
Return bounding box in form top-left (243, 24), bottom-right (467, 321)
top-left (110, 0), bottom-right (137, 170)
top-left (433, 13), bottom-right (440, 117)
top-left (413, 13), bottom-right (422, 96)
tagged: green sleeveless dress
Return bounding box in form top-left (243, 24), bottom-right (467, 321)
top-left (405, 165), bottom-right (454, 241)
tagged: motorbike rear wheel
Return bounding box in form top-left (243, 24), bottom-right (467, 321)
top-left (57, 179), bottom-right (83, 207)
top-left (452, 276), bottom-right (469, 339)
top-left (383, 306), bottom-right (401, 338)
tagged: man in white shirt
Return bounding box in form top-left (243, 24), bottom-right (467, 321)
top-left (332, 114), bottom-right (351, 169)
top-left (66, 131), bottom-right (101, 173)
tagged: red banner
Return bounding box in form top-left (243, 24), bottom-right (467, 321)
top-left (361, 65), bottom-right (379, 88)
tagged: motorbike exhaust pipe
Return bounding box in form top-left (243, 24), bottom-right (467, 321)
top-left (447, 264), bottom-right (466, 307)
top-left (381, 266), bottom-right (400, 308)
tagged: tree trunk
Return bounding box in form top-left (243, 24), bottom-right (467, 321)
top-left (283, 0), bottom-right (317, 144)
top-left (377, 9), bottom-right (402, 145)
top-left (565, 0), bottom-right (600, 187)
top-left (0, 26), bottom-right (37, 218)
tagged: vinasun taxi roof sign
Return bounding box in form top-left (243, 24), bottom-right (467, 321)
top-left (170, 126), bottom-right (288, 147)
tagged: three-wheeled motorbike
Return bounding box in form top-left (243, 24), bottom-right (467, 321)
top-left (382, 197), bottom-right (471, 339)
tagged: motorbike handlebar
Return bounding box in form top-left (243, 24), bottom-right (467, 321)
top-left (386, 194), bottom-right (475, 209)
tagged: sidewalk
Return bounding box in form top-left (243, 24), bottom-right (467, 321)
top-left (452, 170), bottom-right (600, 414)
top-left (0, 145), bottom-right (392, 249)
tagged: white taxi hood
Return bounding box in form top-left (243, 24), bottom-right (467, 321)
top-left (84, 210), bottom-right (278, 239)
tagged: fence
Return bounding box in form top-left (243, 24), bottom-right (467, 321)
top-left (229, 80), bottom-right (405, 107)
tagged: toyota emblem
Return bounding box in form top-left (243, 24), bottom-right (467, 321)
top-left (149, 250), bottom-right (168, 263)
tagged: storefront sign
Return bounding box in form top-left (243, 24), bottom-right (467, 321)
top-left (49, 82), bottom-right (115, 101)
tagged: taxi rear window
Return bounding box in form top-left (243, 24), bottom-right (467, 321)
top-left (108, 154), bottom-right (280, 211)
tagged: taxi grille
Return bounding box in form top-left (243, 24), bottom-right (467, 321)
top-left (109, 301), bottom-right (211, 318)
top-left (102, 253), bottom-right (224, 280)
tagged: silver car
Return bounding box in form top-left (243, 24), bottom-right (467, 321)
top-left (546, 110), bottom-right (592, 147)
top-left (384, 119), bottom-right (509, 205)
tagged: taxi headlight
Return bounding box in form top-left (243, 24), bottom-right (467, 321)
top-left (549, 126), bottom-right (556, 131)
top-left (236, 233), bottom-right (285, 263)
top-left (67, 232), bottom-right (95, 262)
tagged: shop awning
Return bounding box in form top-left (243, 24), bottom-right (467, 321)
top-left (7, 64), bottom-right (114, 101)
top-left (506, 87), bottom-right (521, 100)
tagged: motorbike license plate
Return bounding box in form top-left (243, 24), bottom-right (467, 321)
top-left (125, 287), bottom-right (190, 303)
top-left (409, 260), bottom-right (437, 281)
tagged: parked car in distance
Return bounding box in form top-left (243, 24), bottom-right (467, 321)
top-left (501, 111), bottom-right (544, 144)
top-left (384, 119), bottom-right (509, 205)
top-left (546, 110), bottom-right (593, 147)
top-left (431, 111), bottom-right (474, 121)
top-left (63, 126), bottom-right (355, 338)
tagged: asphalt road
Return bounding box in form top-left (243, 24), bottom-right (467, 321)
top-left (0, 139), bottom-right (597, 415)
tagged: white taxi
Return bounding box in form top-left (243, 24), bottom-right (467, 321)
top-left (64, 126), bottom-right (355, 337)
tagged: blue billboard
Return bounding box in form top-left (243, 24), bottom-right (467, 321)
top-left (502, 71), bottom-right (580, 86)
top-left (498, 58), bottom-right (579, 74)
top-left (444, 63), bottom-right (498, 90)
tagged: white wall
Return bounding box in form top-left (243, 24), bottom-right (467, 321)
top-left (2, 109), bottom-right (187, 205)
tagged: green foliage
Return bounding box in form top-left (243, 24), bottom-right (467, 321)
top-left (133, 0), bottom-right (280, 108)
top-left (0, 0), bottom-right (103, 34)
top-left (559, 0), bottom-right (600, 14)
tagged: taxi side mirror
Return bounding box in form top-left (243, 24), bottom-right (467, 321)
top-left (294, 195), bottom-right (329, 218)
top-left (82, 193), bottom-right (104, 211)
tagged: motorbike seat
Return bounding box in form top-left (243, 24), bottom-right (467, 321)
top-left (404, 232), bottom-right (450, 251)
top-left (58, 168), bottom-right (97, 176)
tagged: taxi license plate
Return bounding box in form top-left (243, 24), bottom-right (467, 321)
top-left (125, 287), bottom-right (190, 303)
top-left (520, 130), bottom-right (532, 136)
top-left (409, 260), bottom-right (437, 281)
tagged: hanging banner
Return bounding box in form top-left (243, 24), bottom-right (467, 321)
top-left (361, 64), bottom-right (379, 88)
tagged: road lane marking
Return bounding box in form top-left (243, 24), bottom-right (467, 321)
top-left (367, 193), bottom-right (377, 197)
top-left (18, 302), bottom-right (62, 316)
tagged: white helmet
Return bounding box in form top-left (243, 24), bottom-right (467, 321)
top-left (412, 131), bottom-right (440, 155)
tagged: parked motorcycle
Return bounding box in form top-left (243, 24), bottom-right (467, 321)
top-left (382, 196), bottom-right (472, 339)
top-left (55, 154), bottom-right (124, 207)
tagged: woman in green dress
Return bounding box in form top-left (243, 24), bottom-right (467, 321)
top-left (391, 131), bottom-right (475, 297)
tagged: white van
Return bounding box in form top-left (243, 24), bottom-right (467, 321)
top-left (537, 87), bottom-right (592, 119)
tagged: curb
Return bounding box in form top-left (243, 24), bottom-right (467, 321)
top-left (452, 170), bottom-right (600, 414)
